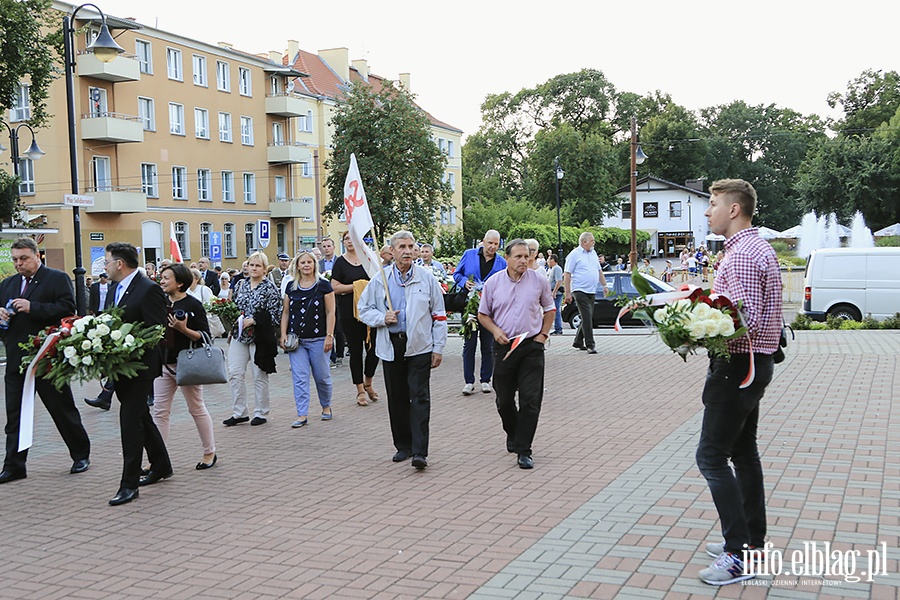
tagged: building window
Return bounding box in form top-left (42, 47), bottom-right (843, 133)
top-left (172, 166), bottom-right (187, 199)
top-left (197, 169), bottom-right (211, 201)
top-left (216, 61), bottom-right (230, 92)
top-left (135, 39), bottom-right (152, 74)
top-left (447, 140), bottom-right (454, 158)
top-left (245, 223), bottom-right (255, 256)
top-left (166, 47), bottom-right (182, 81)
top-left (238, 67), bottom-right (252, 96)
top-left (300, 162), bottom-right (311, 178)
top-left (141, 163), bottom-right (158, 198)
top-left (218, 112), bottom-right (232, 142)
top-left (669, 201), bottom-right (682, 218)
top-left (450, 207), bottom-right (457, 225)
top-left (200, 222), bottom-right (211, 258)
top-left (240, 116), bottom-right (253, 145)
top-left (272, 122), bottom-right (284, 145)
top-left (437, 138), bottom-right (446, 153)
top-left (276, 223), bottom-right (286, 253)
top-left (169, 103), bottom-right (185, 135)
top-left (305, 109), bottom-right (313, 132)
top-left (243, 173), bottom-right (256, 203)
top-left (194, 108), bottom-right (209, 139)
top-left (192, 54), bottom-right (207, 86)
top-left (92, 156), bottom-right (111, 191)
top-left (224, 223), bottom-right (235, 257)
top-left (621, 202), bottom-right (632, 219)
top-left (446, 172), bottom-right (456, 191)
top-left (221, 171), bottom-right (234, 202)
top-left (88, 87), bottom-right (108, 117)
top-left (17, 158), bottom-right (34, 194)
top-left (10, 84), bottom-right (31, 122)
top-left (137, 97), bottom-right (155, 131)
top-left (175, 221), bottom-right (189, 259)
top-left (274, 176), bottom-right (286, 200)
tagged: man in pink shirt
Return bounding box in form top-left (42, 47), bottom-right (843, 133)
top-left (477, 239), bottom-right (556, 469)
top-left (696, 179), bottom-right (783, 585)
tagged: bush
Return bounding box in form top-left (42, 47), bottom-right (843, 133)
top-left (791, 314), bottom-right (814, 330)
top-left (839, 320), bottom-right (866, 330)
top-left (875, 236), bottom-right (900, 247)
top-left (882, 312), bottom-right (900, 328)
top-left (769, 240), bottom-right (790, 254)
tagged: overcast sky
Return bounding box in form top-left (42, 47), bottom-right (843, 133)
top-left (100, 0), bottom-right (899, 138)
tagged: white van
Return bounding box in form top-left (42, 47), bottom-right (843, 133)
top-left (800, 247), bottom-right (900, 321)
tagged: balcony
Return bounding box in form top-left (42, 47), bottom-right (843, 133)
top-left (84, 187), bottom-right (147, 214)
top-left (265, 93), bottom-right (306, 117)
top-left (76, 52), bottom-right (141, 82)
top-left (269, 197), bottom-right (314, 219)
top-left (267, 142), bottom-right (312, 164)
top-left (80, 112), bottom-right (144, 143)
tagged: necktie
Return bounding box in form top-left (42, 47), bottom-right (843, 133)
top-left (115, 283), bottom-right (124, 306)
top-left (20, 277), bottom-right (30, 295)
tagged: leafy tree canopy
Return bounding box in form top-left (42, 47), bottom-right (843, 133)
top-left (323, 81), bottom-right (451, 242)
top-left (828, 69), bottom-right (900, 135)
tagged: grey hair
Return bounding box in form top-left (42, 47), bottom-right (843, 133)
top-left (421, 243), bottom-right (434, 251)
top-left (579, 231), bottom-right (594, 244)
top-left (389, 230), bottom-right (415, 248)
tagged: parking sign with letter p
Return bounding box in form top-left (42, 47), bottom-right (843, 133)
top-left (257, 219), bottom-right (270, 249)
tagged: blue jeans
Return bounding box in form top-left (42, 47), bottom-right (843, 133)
top-left (463, 325), bottom-right (494, 384)
top-left (696, 353), bottom-right (774, 555)
top-left (288, 337), bottom-right (333, 417)
top-left (553, 294), bottom-right (563, 333)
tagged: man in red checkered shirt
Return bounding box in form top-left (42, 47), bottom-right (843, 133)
top-left (695, 179), bottom-right (783, 586)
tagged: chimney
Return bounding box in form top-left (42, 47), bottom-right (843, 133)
top-left (399, 72), bottom-right (411, 92)
top-left (268, 50), bottom-right (281, 63)
top-left (351, 59), bottom-right (368, 81)
top-left (217, 42), bottom-right (233, 50)
top-left (318, 47), bottom-right (350, 81)
top-left (684, 179), bottom-right (704, 192)
top-left (287, 40), bottom-right (300, 61)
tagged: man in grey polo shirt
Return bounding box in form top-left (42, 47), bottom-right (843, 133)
top-left (563, 232), bottom-right (607, 354)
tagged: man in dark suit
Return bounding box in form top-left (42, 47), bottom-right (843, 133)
top-left (104, 242), bottom-right (172, 505)
top-left (0, 237), bottom-right (91, 484)
top-left (197, 256), bottom-right (220, 297)
top-left (88, 272), bottom-right (111, 315)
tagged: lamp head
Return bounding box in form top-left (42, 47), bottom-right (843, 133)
top-left (24, 138), bottom-right (46, 161)
top-left (556, 166), bottom-right (564, 180)
top-left (635, 145), bottom-right (648, 165)
top-left (88, 22), bottom-right (124, 63)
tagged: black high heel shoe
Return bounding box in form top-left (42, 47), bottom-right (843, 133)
top-left (196, 454), bottom-right (217, 470)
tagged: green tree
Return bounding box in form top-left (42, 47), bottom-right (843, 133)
top-left (828, 69), bottom-right (900, 135)
top-left (323, 81), bottom-right (451, 242)
top-left (638, 104), bottom-right (707, 186)
top-left (0, 0), bottom-right (61, 127)
top-left (0, 170), bottom-right (23, 225)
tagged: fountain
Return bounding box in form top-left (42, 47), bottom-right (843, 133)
top-left (849, 211), bottom-right (875, 248)
top-left (796, 211), bottom-right (820, 259)
top-left (824, 213), bottom-right (841, 249)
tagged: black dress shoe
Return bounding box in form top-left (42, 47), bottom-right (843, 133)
top-left (0, 470), bottom-right (26, 484)
top-left (109, 488), bottom-right (139, 506)
top-left (411, 455), bottom-right (428, 469)
top-left (70, 459), bottom-right (90, 474)
top-left (223, 416), bottom-right (249, 426)
top-left (196, 455), bottom-right (217, 470)
top-left (84, 397), bottom-right (111, 411)
top-left (517, 454), bottom-right (534, 469)
top-left (572, 343), bottom-right (586, 351)
top-left (392, 450), bottom-right (410, 462)
top-left (250, 417), bottom-right (267, 426)
top-left (506, 435), bottom-right (516, 454)
top-left (586, 348), bottom-right (598, 355)
top-left (138, 469), bottom-right (173, 486)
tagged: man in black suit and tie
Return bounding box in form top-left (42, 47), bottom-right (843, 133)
top-left (104, 242), bottom-right (172, 505)
top-left (0, 237), bottom-right (91, 484)
top-left (197, 256), bottom-right (220, 297)
top-left (88, 272), bottom-right (111, 315)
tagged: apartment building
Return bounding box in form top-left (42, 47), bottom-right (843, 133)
top-left (5, 2), bottom-right (463, 275)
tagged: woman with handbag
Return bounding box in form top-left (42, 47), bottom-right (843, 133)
top-left (223, 251), bottom-right (282, 427)
top-left (331, 232), bottom-right (380, 406)
top-left (153, 263), bottom-right (217, 470)
top-left (281, 251), bottom-right (335, 427)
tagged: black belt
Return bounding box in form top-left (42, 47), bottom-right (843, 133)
top-left (390, 332), bottom-right (407, 340)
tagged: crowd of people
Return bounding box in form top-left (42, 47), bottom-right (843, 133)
top-left (0, 178), bottom-right (784, 586)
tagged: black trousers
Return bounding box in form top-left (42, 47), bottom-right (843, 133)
top-left (572, 291), bottom-right (596, 349)
top-left (492, 338), bottom-right (545, 456)
top-left (116, 377), bottom-right (170, 489)
top-left (382, 334), bottom-right (432, 457)
top-left (4, 373), bottom-right (91, 474)
top-left (339, 305), bottom-right (379, 385)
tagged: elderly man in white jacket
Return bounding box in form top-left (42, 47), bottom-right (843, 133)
top-left (358, 231), bottom-right (447, 470)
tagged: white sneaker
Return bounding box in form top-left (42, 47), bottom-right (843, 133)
top-left (481, 382), bottom-right (492, 393)
top-left (462, 384), bottom-right (475, 395)
top-left (705, 542), bottom-right (764, 565)
top-left (698, 552), bottom-right (754, 586)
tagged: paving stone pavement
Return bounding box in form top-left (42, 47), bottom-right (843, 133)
top-left (1, 329), bottom-right (898, 599)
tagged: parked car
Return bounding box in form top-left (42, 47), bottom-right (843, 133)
top-left (562, 272), bottom-right (675, 329)
top-left (800, 247), bottom-right (900, 321)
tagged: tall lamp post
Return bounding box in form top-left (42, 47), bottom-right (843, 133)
top-left (63, 3), bottom-right (124, 315)
top-left (0, 121), bottom-right (46, 178)
top-left (628, 116), bottom-right (648, 271)
top-left (553, 156), bottom-right (564, 257)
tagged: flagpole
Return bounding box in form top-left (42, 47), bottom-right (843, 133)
top-left (372, 229), bottom-right (394, 312)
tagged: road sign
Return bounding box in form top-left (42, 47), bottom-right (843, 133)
top-left (257, 219), bottom-right (270, 249)
top-left (89, 232), bottom-right (104, 241)
top-left (209, 231), bottom-right (222, 262)
top-left (64, 194), bottom-right (94, 207)
top-left (210, 231), bottom-right (221, 247)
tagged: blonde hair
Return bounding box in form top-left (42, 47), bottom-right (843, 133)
top-left (287, 251), bottom-right (320, 292)
top-left (248, 251), bottom-right (269, 269)
top-left (709, 179), bottom-right (758, 217)
top-left (524, 238), bottom-right (540, 253)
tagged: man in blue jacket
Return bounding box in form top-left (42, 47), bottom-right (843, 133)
top-left (453, 230), bottom-right (506, 395)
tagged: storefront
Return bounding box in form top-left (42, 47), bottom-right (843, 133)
top-left (657, 231), bottom-right (694, 258)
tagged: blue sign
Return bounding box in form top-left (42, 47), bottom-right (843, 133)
top-left (210, 231), bottom-right (221, 247)
top-left (210, 231), bottom-right (222, 262)
top-left (257, 219), bottom-right (270, 249)
top-left (363, 237), bottom-right (374, 243)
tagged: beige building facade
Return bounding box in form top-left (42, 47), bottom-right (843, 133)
top-left (4, 2), bottom-right (463, 276)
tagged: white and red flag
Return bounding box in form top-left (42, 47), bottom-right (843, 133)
top-left (170, 222), bottom-right (184, 263)
top-left (343, 153), bottom-right (381, 279)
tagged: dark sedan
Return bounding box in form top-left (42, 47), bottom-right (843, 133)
top-left (562, 272), bottom-right (675, 329)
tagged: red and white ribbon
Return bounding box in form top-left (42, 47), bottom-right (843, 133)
top-left (19, 331), bottom-right (62, 452)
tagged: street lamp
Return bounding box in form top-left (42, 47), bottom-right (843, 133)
top-left (0, 121), bottom-right (46, 177)
top-left (628, 116), bottom-right (648, 271)
top-left (554, 156), bottom-right (564, 257)
top-left (686, 196), bottom-right (693, 250)
top-left (63, 3), bottom-right (125, 315)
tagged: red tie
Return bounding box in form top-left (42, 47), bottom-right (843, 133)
top-left (20, 277), bottom-right (30, 295)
